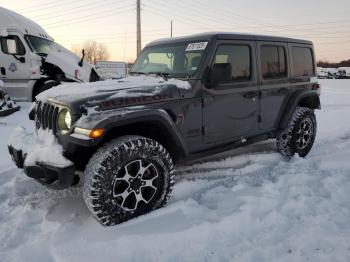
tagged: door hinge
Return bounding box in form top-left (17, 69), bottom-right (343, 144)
top-left (202, 125), bottom-right (208, 135)
top-left (202, 97), bottom-right (208, 107)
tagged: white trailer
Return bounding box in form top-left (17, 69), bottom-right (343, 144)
top-left (96, 61), bottom-right (127, 79)
top-left (0, 7), bottom-right (100, 101)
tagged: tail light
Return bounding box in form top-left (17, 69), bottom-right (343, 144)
top-left (312, 83), bottom-right (321, 95)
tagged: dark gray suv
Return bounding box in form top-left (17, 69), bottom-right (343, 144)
top-left (8, 33), bottom-right (321, 226)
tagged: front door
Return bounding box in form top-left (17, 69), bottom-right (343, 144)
top-left (0, 34), bottom-right (31, 98)
top-left (203, 40), bottom-right (259, 144)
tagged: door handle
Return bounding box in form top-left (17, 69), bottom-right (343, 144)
top-left (243, 92), bottom-right (257, 99)
top-left (0, 67), bottom-right (5, 75)
top-left (278, 88), bottom-right (289, 94)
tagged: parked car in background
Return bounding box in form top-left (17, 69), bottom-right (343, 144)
top-left (317, 67), bottom-right (327, 79)
top-left (338, 67), bottom-right (350, 79)
top-left (0, 7), bottom-right (100, 101)
top-left (325, 68), bottom-right (338, 79)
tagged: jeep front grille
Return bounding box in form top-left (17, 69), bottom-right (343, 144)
top-left (35, 101), bottom-right (59, 133)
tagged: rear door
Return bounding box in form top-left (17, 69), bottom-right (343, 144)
top-left (203, 40), bottom-right (259, 144)
top-left (257, 42), bottom-right (291, 131)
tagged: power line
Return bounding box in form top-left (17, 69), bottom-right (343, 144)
top-left (43, 4), bottom-right (135, 28)
top-left (17, 0), bottom-right (89, 13)
top-left (31, 0), bottom-right (128, 21)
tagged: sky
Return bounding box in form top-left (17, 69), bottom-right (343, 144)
top-left (1, 0), bottom-right (349, 63)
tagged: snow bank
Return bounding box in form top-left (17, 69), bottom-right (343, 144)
top-left (0, 80), bottom-right (350, 261)
top-left (36, 75), bottom-right (191, 102)
top-left (8, 127), bottom-right (72, 167)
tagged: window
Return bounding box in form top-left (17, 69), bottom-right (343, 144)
top-left (214, 45), bottom-right (251, 81)
top-left (0, 35), bottom-right (26, 55)
top-left (292, 47), bottom-right (314, 77)
top-left (261, 46), bottom-right (286, 79)
top-left (25, 35), bottom-right (54, 54)
top-left (131, 43), bottom-right (206, 77)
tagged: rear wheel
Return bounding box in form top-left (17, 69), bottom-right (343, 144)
top-left (83, 136), bottom-right (175, 226)
top-left (277, 107), bottom-right (317, 158)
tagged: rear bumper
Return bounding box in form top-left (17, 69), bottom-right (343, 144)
top-left (8, 143), bottom-right (76, 190)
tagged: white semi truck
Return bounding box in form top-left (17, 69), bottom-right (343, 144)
top-left (0, 7), bottom-right (100, 101)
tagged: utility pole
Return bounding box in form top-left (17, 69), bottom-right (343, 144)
top-left (136, 0), bottom-right (141, 56)
top-left (171, 20), bottom-right (173, 38)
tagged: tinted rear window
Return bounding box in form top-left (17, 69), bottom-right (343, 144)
top-left (260, 46), bottom-right (287, 79)
top-left (292, 47), bottom-right (314, 77)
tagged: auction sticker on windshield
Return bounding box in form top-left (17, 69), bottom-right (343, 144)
top-left (186, 42), bottom-right (208, 51)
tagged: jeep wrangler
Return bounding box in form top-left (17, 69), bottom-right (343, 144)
top-left (8, 33), bottom-right (321, 226)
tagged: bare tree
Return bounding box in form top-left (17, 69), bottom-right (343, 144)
top-left (72, 40), bottom-right (110, 64)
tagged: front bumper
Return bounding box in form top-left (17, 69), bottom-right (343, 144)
top-left (8, 128), bottom-right (76, 190)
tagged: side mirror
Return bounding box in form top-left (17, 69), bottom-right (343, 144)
top-left (78, 49), bottom-right (85, 67)
top-left (209, 63), bottom-right (232, 86)
top-left (6, 39), bottom-right (18, 55)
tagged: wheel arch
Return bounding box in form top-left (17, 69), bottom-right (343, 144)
top-left (278, 90), bottom-right (320, 130)
top-left (98, 111), bottom-right (188, 163)
top-left (32, 78), bottom-right (47, 101)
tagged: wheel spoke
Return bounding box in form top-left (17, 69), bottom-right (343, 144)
top-left (296, 118), bottom-right (313, 150)
top-left (135, 191), bottom-right (148, 204)
top-left (112, 159), bottom-right (161, 212)
top-left (113, 189), bottom-right (131, 202)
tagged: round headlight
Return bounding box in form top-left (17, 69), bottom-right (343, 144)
top-left (65, 111), bottom-right (72, 129)
top-left (57, 109), bottom-right (72, 132)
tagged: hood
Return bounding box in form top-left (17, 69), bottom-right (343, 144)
top-left (45, 44), bottom-right (94, 82)
top-left (36, 75), bottom-right (191, 112)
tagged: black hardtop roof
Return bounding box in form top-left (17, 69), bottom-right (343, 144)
top-left (147, 32), bottom-right (313, 47)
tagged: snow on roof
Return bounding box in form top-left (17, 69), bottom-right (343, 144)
top-left (0, 7), bottom-right (53, 41)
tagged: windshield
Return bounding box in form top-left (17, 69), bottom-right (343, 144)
top-left (130, 41), bottom-right (208, 78)
top-left (25, 35), bottom-right (55, 54)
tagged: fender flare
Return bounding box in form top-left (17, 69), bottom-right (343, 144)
top-left (278, 90), bottom-right (321, 130)
top-left (79, 108), bottom-right (189, 160)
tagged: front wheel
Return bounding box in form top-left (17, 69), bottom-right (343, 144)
top-left (83, 136), bottom-right (175, 226)
top-left (277, 107), bottom-right (317, 158)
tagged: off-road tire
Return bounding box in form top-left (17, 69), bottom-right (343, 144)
top-left (277, 107), bottom-right (317, 158)
top-left (83, 136), bottom-right (175, 226)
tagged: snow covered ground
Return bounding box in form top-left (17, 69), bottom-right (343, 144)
top-left (0, 79), bottom-right (350, 262)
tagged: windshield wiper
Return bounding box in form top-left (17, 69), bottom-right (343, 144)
top-left (148, 72), bottom-right (170, 81)
top-left (129, 71), bottom-right (146, 75)
top-left (130, 71), bottom-right (170, 81)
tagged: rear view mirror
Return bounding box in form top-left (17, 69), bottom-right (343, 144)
top-left (6, 39), bottom-right (18, 55)
top-left (210, 63), bottom-right (232, 86)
